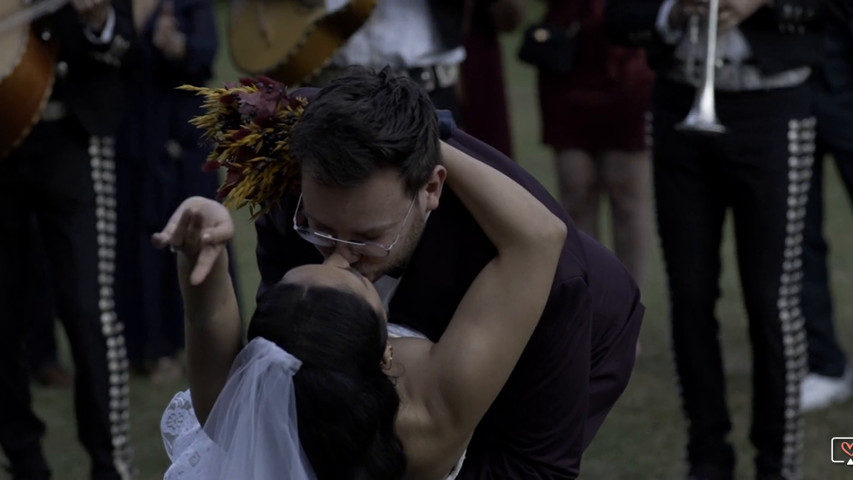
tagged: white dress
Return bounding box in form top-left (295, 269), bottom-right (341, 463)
top-left (161, 324), bottom-right (465, 480)
top-left (161, 391), bottom-right (217, 480)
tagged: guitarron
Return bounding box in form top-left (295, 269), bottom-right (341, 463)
top-left (0, 0), bottom-right (59, 160)
top-left (229, 0), bottom-right (376, 87)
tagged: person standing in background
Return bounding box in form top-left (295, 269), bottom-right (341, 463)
top-left (115, 0), bottom-right (222, 383)
top-left (311, 0), bottom-right (466, 115)
top-left (0, 0), bottom-right (135, 477)
top-left (606, 0), bottom-right (823, 478)
top-left (459, 0), bottom-right (526, 157)
top-left (25, 216), bottom-right (73, 389)
top-left (537, 0), bottom-right (654, 290)
top-left (799, 0), bottom-right (853, 412)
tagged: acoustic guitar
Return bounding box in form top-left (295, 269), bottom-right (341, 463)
top-left (229, 0), bottom-right (377, 87)
top-left (0, 0), bottom-right (67, 160)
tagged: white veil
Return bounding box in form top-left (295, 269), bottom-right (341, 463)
top-left (162, 337), bottom-right (317, 480)
top-left (205, 337), bottom-right (317, 480)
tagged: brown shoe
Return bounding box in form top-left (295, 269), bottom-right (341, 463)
top-left (31, 363), bottom-right (73, 389)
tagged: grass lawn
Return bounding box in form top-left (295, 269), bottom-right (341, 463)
top-left (24, 2), bottom-right (853, 479)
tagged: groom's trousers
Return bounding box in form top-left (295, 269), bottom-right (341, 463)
top-left (0, 117), bottom-right (133, 479)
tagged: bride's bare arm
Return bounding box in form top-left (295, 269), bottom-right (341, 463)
top-left (177, 249), bottom-right (242, 425)
top-left (412, 142), bottom-right (566, 438)
top-left (154, 199), bottom-right (243, 424)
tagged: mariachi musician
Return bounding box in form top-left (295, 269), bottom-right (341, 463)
top-left (230, 0), bottom-right (491, 120)
top-left (605, 0), bottom-right (822, 479)
top-left (310, 0), bottom-right (467, 116)
top-left (0, 0), bottom-right (134, 478)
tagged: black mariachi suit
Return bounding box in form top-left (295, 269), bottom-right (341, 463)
top-left (800, 1), bottom-right (853, 380)
top-left (0, 3), bottom-right (133, 479)
top-left (427, 0), bottom-right (465, 50)
top-left (254, 108), bottom-right (645, 479)
top-left (605, 0), bottom-right (822, 478)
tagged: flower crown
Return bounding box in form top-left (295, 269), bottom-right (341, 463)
top-left (180, 76), bottom-right (307, 218)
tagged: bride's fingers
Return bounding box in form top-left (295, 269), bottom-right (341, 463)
top-left (190, 245), bottom-right (222, 286)
top-left (183, 209), bottom-right (207, 253)
top-left (201, 221), bottom-right (234, 245)
top-left (151, 231), bottom-right (170, 249)
top-left (152, 205), bottom-right (189, 248)
top-left (169, 208), bottom-right (196, 249)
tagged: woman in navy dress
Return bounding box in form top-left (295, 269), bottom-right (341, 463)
top-left (116, 0), bottom-right (223, 381)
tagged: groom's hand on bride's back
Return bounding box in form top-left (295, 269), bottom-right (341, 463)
top-left (151, 196), bottom-right (235, 285)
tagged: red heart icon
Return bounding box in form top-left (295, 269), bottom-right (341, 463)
top-left (843, 442), bottom-right (853, 457)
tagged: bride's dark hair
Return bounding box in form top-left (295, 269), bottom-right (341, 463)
top-left (247, 281), bottom-right (405, 480)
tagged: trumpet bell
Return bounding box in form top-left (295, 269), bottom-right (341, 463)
top-left (675, 0), bottom-right (726, 136)
top-left (676, 82), bottom-right (726, 135)
top-left (676, 109), bottom-right (726, 135)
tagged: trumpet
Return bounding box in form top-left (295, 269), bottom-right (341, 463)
top-left (676, 0), bottom-right (726, 135)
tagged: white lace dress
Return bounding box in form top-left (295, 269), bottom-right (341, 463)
top-left (161, 324), bottom-right (465, 480)
top-left (161, 391), bottom-right (217, 480)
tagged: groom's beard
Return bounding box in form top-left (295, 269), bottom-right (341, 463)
top-left (357, 207), bottom-right (428, 282)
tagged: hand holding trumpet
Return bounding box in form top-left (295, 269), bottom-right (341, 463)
top-left (73, 0), bottom-right (111, 31)
top-left (718, 0), bottom-right (769, 30)
top-left (667, 0), bottom-right (707, 30)
top-left (669, 0), bottom-right (769, 32)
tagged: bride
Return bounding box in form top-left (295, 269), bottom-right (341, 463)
top-left (154, 141), bottom-right (566, 480)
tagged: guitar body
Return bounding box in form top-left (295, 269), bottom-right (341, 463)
top-left (229, 0), bottom-right (376, 87)
top-left (0, 0), bottom-right (57, 160)
top-left (0, 29), bottom-right (57, 161)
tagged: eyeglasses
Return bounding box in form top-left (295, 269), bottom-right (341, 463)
top-left (292, 193), bottom-right (417, 258)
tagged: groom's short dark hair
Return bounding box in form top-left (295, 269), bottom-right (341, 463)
top-left (291, 65), bottom-right (440, 195)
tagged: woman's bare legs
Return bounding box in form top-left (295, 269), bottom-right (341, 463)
top-left (554, 149), bottom-right (601, 238)
top-left (600, 150), bottom-right (652, 287)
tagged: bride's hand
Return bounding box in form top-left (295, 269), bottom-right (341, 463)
top-left (152, 196), bottom-right (234, 285)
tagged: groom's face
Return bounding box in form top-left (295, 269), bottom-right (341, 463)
top-left (298, 168), bottom-right (436, 282)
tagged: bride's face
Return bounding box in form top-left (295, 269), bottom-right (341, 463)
top-left (282, 254), bottom-right (387, 319)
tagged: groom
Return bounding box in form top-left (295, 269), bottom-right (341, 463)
top-left (171, 67), bottom-right (644, 478)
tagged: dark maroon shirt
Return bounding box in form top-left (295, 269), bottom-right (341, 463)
top-left (254, 110), bottom-right (644, 479)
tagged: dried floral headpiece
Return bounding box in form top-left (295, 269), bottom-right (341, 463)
top-left (180, 76), bottom-right (308, 218)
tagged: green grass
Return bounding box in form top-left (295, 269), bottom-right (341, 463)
top-left (24, 4), bottom-right (853, 479)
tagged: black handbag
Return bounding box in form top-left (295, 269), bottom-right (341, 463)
top-left (518, 0), bottom-right (593, 75)
top-left (517, 21), bottom-right (581, 74)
